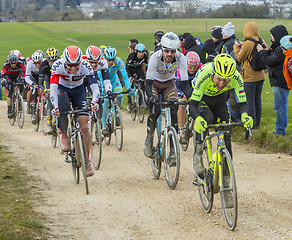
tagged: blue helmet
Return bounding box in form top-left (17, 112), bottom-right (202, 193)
top-left (135, 43), bottom-right (146, 52)
top-left (104, 46), bottom-right (117, 60)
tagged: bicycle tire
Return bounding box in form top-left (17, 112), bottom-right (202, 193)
top-left (16, 95), bottom-right (25, 129)
top-left (77, 132), bottom-right (89, 194)
top-left (198, 145), bottom-right (214, 213)
top-left (40, 97), bottom-right (47, 135)
top-left (130, 93), bottom-right (136, 121)
top-left (151, 126), bottom-right (162, 179)
top-left (114, 106), bottom-right (123, 151)
top-left (181, 117), bottom-right (194, 151)
top-left (137, 89), bottom-right (146, 123)
top-left (164, 126), bottom-right (180, 190)
top-left (219, 148), bottom-right (238, 231)
top-left (71, 130), bottom-right (80, 184)
top-left (103, 112), bottom-right (112, 146)
top-left (90, 119), bottom-right (102, 170)
top-left (32, 104), bottom-right (40, 132)
top-left (9, 97), bottom-right (16, 126)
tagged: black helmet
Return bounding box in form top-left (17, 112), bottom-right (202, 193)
top-left (154, 31), bottom-right (164, 41)
top-left (8, 54), bottom-right (18, 64)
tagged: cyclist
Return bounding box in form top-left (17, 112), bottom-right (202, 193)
top-left (50, 46), bottom-right (99, 177)
top-left (189, 54), bottom-right (253, 176)
top-left (175, 51), bottom-right (203, 144)
top-left (144, 32), bottom-right (192, 158)
top-left (126, 43), bottom-right (148, 112)
top-left (98, 46), bottom-right (133, 136)
top-left (85, 45), bottom-right (112, 126)
top-left (2, 53), bottom-right (26, 118)
top-left (38, 47), bottom-right (60, 134)
top-left (25, 51), bottom-right (45, 123)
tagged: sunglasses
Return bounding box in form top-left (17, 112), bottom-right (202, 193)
top-left (217, 77), bottom-right (231, 82)
top-left (66, 63), bottom-right (80, 68)
top-left (188, 65), bottom-right (199, 70)
top-left (89, 60), bottom-right (98, 64)
top-left (163, 49), bottom-right (176, 54)
top-left (106, 58), bottom-right (116, 62)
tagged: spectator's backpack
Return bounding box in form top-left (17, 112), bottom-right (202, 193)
top-left (245, 38), bottom-right (267, 71)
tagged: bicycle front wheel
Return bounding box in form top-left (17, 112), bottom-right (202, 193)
top-left (90, 119), bottom-right (102, 170)
top-left (151, 127), bottom-right (162, 179)
top-left (130, 93), bottom-right (136, 121)
top-left (197, 145), bottom-right (214, 213)
top-left (164, 126), bottom-right (180, 190)
top-left (32, 107), bottom-right (40, 132)
top-left (137, 89), bottom-right (146, 123)
top-left (76, 132), bottom-right (89, 194)
top-left (16, 95), bottom-right (25, 129)
top-left (114, 106), bottom-right (123, 151)
top-left (40, 98), bottom-right (47, 135)
top-left (9, 98), bottom-right (16, 126)
top-left (103, 113), bottom-right (112, 146)
top-left (219, 148), bottom-right (238, 231)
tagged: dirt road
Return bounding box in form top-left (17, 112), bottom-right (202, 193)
top-left (0, 100), bottom-right (291, 240)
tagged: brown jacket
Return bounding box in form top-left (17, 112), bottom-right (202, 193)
top-left (233, 22), bottom-right (265, 82)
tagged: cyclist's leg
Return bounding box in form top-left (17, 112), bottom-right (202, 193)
top-left (102, 98), bottom-right (109, 129)
top-left (6, 80), bottom-right (13, 118)
top-left (46, 96), bottom-right (53, 134)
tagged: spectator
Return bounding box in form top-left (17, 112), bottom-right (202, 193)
top-left (233, 21), bottom-right (265, 129)
top-left (222, 22), bottom-right (238, 54)
top-left (153, 31), bottom-right (164, 52)
top-left (280, 36), bottom-right (292, 86)
top-left (211, 26), bottom-right (224, 53)
top-left (258, 25), bottom-right (289, 135)
top-left (202, 39), bottom-right (218, 62)
top-left (183, 34), bottom-right (207, 64)
top-left (129, 39), bottom-right (138, 53)
top-left (178, 34), bottom-right (186, 54)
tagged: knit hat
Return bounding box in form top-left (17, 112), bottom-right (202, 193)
top-left (211, 28), bottom-right (222, 39)
top-left (222, 22), bottom-right (235, 37)
top-left (280, 35), bottom-right (292, 50)
top-left (182, 32), bottom-right (191, 40)
top-left (154, 31), bottom-right (164, 41)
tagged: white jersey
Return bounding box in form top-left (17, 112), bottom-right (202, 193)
top-left (25, 58), bottom-right (44, 85)
top-left (146, 50), bottom-right (188, 82)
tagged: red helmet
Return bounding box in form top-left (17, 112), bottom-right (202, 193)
top-left (186, 51), bottom-right (200, 66)
top-left (9, 50), bottom-right (21, 59)
top-left (63, 46), bottom-right (82, 64)
top-left (86, 46), bottom-right (102, 62)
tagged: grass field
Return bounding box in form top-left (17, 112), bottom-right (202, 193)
top-left (1, 18), bottom-right (292, 153)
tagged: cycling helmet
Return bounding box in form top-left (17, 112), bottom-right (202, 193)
top-left (8, 54), bottom-right (18, 64)
top-left (186, 51), bottom-right (200, 66)
top-left (45, 47), bottom-right (59, 61)
top-left (63, 46), bottom-right (82, 64)
top-left (213, 54), bottom-right (236, 78)
top-left (32, 51), bottom-right (43, 63)
top-left (104, 46), bottom-right (117, 60)
top-left (135, 43), bottom-right (146, 52)
top-left (9, 50), bottom-right (21, 59)
top-left (161, 32), bottom-right (180, 50)
top-left (86, 46), bottom-right (102, 62)
top-left (35, 50), bottom-right (44, 57)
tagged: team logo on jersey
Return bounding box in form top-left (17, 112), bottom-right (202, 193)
top-left (239, 89), bottom-right (245, 94)
top-left (72, 75), bottom-right (84, 81)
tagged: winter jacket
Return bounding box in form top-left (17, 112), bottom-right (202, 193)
top-left (259, 25), bottom-right (289, 88)
top-left (202, 39), bottom-right (218, 62)
top-left (233, 22), bottom-right (265, 82)
top-left (183, 35), bottom-right (207, 64)
top-left (222, 34), bottom-right (237, 54)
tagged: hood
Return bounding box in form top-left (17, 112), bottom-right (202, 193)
top-left (243, 22), bottom-right (259, 40)
top-left (183, 35), bottom-right (197, 50)
top-left (202, 39), bottom-right (216, 54)
top-left (270, 25), bottom-right (288, 45)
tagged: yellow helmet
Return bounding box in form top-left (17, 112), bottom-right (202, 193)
top-left (212, 54), bottom-right (236, 78)
top-left (45, 47), bottom-right (59, 61)
top-left (99, 45), bottom-right (107, 56)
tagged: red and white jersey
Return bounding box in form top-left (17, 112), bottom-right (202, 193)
top-left (50, 58), bottom-right (94, 89)
top-left (25, 58), bottom-right (45, 85)
top-left (83, 55), bottom-right (108, 72)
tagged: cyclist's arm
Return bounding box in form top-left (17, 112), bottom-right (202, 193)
top-left (189, 99), bottom-right (200, 120)
top-left (118, 59), bottom-right (131, 90)
top-left (145, 79), bottom-right (153, 98)
top-left (50, 74), bottom-right (59, 109)
top-left (24, 61), bottom-right (34, 86)
top-left (87, 74), bottom-right (100, 103)
top-left (101, 69), bottom-right (112, 92)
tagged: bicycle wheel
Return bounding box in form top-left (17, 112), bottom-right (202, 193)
top-left (137, 89), bottom-right (146, 123)
top-left (70, 131), bottom-right (79, 184)
top-left (40, 98), bottom-right (47, 135)
top-left (114, 106), bottom-right (123, 151)
top-left (16, 95), bottom-right (25, 129)
top-left (90, 119), bottom-right (102, 170)
top-left (197, 143), bottom-right (214, 213)
top-left (9, 98), bottom-right (16, 126)
top-left (151, 127), bottom-right (162, 179)
top-left (32, 104), bottom-right (40, 132)
top-left (103, 111), bottom-right (112, 146)
top-left (164, 126), bottom-right (180, 190)
top-left (219, 148), bottom-right (238, 231)
top-left (76, 132), bottom-right (89, 194)
top-left (130, 93), bottom-right (136, 121)
top-left (51, 123), bottom-right (57, 148)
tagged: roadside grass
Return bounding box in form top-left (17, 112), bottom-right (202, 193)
top-left (0, 136), bottom-right (48, 240)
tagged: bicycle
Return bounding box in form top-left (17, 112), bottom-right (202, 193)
top-left (88, 109), bottom-right (102, 170)
top-left (193, 122), bottom-right (251, 230)
top-left (103, 91), bottom-right (128, 151)
top-left (51, 114), bottom-right (62, 153)
top-left (180, 105), bottom-right (194, 152)
top-left (30, 88), bottom-right (47, 133)
top-left (130, 77), bottom-right (146, 123)
top-left (151, 101), bottom-right (188, 189)
top-left (63, 108), bottom-right (92, 194)
top-left (8, 81), bottom-right (25, 129)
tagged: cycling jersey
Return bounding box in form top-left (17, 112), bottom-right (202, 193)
top-left (2, 60), bottom-right (26, 81)
top-left (146, 50), bottom-right (188, 82)
top-left (190, 62), bottom-right (246, 103)
top-left (38, 60), bottom-right (52, 91)
top-left (50, 59), bottom-right (99, 109)
top-left (25, 59), bottom-right (44, 86)
top-left (126, 52), bottom-right (148, 79)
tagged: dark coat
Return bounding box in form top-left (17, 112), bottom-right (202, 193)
top-left (183, 35), bottom-right (207, 64)
top-left (202, 39), bottom-right (218, 62)
top-left (260, 25), bottom-right (289, 88)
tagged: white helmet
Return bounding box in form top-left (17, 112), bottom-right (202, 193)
top-left (161, 32), bottom-right (180, 50)
top-left (32, 51), bottom-right (43, 63)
